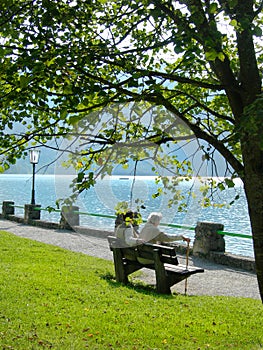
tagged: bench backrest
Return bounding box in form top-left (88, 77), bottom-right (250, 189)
top-left (107, 236), bottom-right (179, 265)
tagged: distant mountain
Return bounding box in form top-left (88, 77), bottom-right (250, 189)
top-left (6, 148), bottom-right (56, 175)
top-left (6, 149), bottom-right (158, 176)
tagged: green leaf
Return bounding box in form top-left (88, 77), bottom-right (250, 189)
top-left (209, 3), bottom-right (218, 14)
top-left (230, 19), bottom-right (238, 28)
top-left (253, 26), bottom-right (262, 37)
top-left (217, 52), bottom-right (225, 62)
top-left (45, 57), bottom-right (56, 67)
top-left (229, 0), bottom-right (238, 9)
top-left (218, 182), bottom-right (225, 191)
top-left (77, 171), bottom-right (85, 183)
top-left (205, 49), bottom-right (218, 61)
top-left (20, 75), bottom-right (30, 88)
top-left (225, 178), bottom-right (235, 188)
top-left (60, 108), bottom-right (68, 119)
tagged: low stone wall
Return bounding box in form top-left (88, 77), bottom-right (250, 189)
top-left (209, 251), bottom-right (255, 272)
top-left (0, 214), bottom-right (61, 229)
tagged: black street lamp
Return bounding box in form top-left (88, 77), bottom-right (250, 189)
top-left (29, 148), bottom-right (40, 205)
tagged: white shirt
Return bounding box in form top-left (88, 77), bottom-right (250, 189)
top-left (115, 223), bottom-right (140, 246)
top-left (140, 222), bottom-right (183, 243)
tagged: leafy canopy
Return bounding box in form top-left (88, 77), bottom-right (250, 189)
top-left (0, 0), bottom-right (262, 208)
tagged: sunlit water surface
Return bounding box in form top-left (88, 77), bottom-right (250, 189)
top-left (0, 174), bottom-right (253, 258)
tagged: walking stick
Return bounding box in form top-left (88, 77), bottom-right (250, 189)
top-left (184, 240), bottom-right (190, 295)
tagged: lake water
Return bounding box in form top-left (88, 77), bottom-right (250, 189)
top-left (0, 174), bottom-right (253, 258)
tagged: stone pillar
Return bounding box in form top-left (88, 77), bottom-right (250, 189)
top-left (60, 206), bottom-right (79, 229)
top-left (24, 204), bottom-right (41, 221)
top-left (193, 221), bottom-right (225, 257)
top-left (2, 201), bottom-right (15, 216)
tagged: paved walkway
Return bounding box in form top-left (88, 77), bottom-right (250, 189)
top-left (0, 219), bottom-right (260, 300)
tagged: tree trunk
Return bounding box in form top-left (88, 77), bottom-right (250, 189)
top-left (244, 178), bottom-right (263, 302)
top-left (242, 146), bottom-right (263, 303)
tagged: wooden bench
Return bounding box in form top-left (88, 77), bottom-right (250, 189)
top-left (107, 236), bottom-right (204, 294)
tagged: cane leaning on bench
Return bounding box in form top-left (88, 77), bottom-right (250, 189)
top-left (110, 211), bottom-right (204, 294)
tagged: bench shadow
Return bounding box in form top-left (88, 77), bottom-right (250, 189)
top-left (100, 272), bottom-right (190, 298)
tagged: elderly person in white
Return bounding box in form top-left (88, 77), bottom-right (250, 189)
top-left (140, 212), bottom-right (190, 244)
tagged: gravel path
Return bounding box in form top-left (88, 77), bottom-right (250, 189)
top-left (0, 219), bottom-right (260, 300)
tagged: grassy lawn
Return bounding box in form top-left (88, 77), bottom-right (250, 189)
top-left (0, 231), bottom-right (262, 350)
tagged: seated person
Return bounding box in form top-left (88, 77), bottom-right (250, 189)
top-left (140, 212), bottom-right (191, 244)
top-left (115, 210), bottom-right (144, 247)
top-left (115, 211), bottom-right (140, 235)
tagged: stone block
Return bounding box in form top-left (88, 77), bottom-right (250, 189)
top-left (193, 221), bottom-right (225, 257)
top-left (24, 204), bottom-right (41, 221)
top-left (60, 206), bottom-right (79, 229)
top-left (2, 201), bottom-right (15, 216)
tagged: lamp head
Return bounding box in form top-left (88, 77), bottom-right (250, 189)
top-left (29, 148), bottom-right (40, 164)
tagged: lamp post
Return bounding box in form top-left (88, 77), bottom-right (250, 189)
top-left (29, 148), bottom-right (40, 205)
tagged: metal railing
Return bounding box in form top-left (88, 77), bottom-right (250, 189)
top-left (5, 203), bottom-right (252, 240)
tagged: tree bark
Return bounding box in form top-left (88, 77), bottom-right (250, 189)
top-left (242, 143), bottom-right (263, 302)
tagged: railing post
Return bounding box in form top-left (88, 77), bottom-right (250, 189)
top-left (2, 201), bottom-right (15, 217)
top-left (60, 206), bottom-right (79, 229)
top-left (193, 221), bottom-right (225, 257)
top-left (24, 204), bottom-right (41, 222)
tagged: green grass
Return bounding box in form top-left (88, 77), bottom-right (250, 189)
top-left (0, 231), bottom-right (262, 350)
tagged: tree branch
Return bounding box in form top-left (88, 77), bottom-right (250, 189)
top-left (143, 92), bottom-right (244, 177)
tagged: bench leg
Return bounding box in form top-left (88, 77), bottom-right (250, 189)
top-left (112, 248), bottom-right (128, 284)
top-left (153, 250), bottom-right (171, 294)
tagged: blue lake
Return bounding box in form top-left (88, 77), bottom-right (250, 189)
top-left (0, 174), bottom-right (253, 258)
